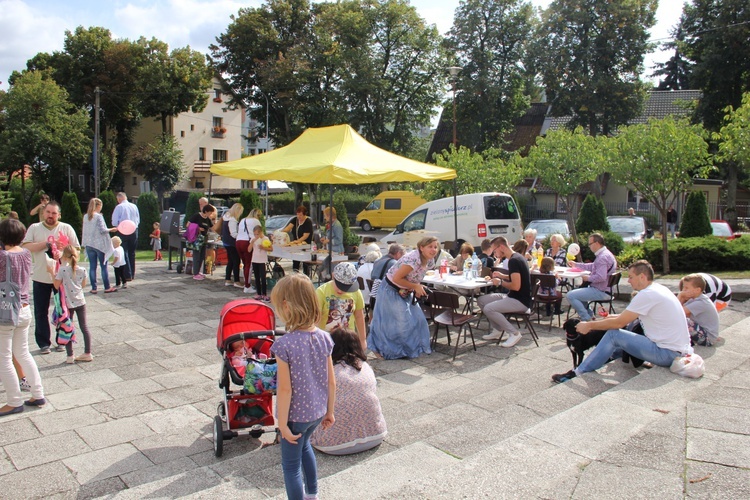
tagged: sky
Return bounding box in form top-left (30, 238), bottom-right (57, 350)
top-left (1, 0), bottom-right (687, 92)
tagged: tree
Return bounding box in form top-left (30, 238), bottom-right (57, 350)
top-left (239, 190), bottom-right (262, 219)
top-left (680, 191), bottom-right (712, 238)
top-left (185, 192), bottom-right (203, 223)
top-left (60, 191), bottom-right (83, 242)
top-left (535, 0), bottom-right (657, 136)
top-left (651, 26), bottom-right (692, 91)
top-left (576, 194), bottom-right (609, 234)
top-left (446, 0), bottom-right (536, 151)
top-left (99, 190), bottom-right (118, 228)
top-left (136, 38), bottom-right (212, 135)
top-left (136, 192), bottom-right (160, 250)
top-left (129, 135), bottom-right (186, 209)
top-left (420, 146), bottom-right (525, 201)
top-left (679, 0), bottom-right (750, 226)
top-left (0, 71), bottom-right (90, 200)
top-left (210, 0), bottom-right (444, 153)
top-left (517, 127), bottom-right (604, 242)
top-left (608, 117), bottom-right (711, 273)
top-left (715, 93), bottom-right (750, 227)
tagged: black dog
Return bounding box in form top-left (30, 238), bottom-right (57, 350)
top-left (563, 318), bottom-right (606, 368)
top-left (563, 318), bottom-right (646, 369)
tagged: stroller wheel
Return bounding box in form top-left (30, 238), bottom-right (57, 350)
top-left (213, 416), bottom-right (224, 457)
top-left (217, 402), bottom-right (227, 422)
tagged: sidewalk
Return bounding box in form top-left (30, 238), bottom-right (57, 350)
top-left (0, 261), bottom-right (747, 498)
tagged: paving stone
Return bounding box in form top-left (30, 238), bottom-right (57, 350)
top-left (30, 405), bottom-right (107, 435)
top-left (132, 429), bottom-right (213, 464)
top-left (688, 401), bottom-right (750, 435)
top-left (93, 395), bottom-right (164, 419)
top-left (598, 430), bottom-right (686, 474)
top-left (76, 416), bottom-right (155, 450)
top-left (46, 387), bottom-right (112, 410)
top-left (4, 431), bottom-right (91, 470)
top-left (110, 361), bottom-right (166, 380)
top-left (0, 461), bottom-right (79, 498)
top-left (685, 460), bottom-right (750, 499)
top-left (573, 460), bottom-right (683, 499)
top-left (687, 427), bottom-right (750, 468)
top-left (0, 448), bottom-right (15, 476)
top-left (693, 385), bottom-right (750, 410)
top-left (119, 456), bottom-right (199, 487)
top-left (59, 368), bottom-right (124, 389)
top-left (181, 476), bottom-right (267, 498)
top-left (317, 441), bottom-right (458, 500)
top-left (63, 443), bottom-right (153, 485)
top-left (716, 369), bottom-right (750, 390)
top-left (150, 370), bottom-right (212, 390)
top-left (524, 395), bottom-right (659, 460)
top-left (603, 367), bottom-right (713, 412)
top-left (156, 354), bottom-right (214, 371)
top-left (0, 417), bottom-right (42, 446)
top-left (76, 476), bottom-right (128, 499)
top-left (124, 337), bottom-right (176, 350)
top-left (101, 377), bottom-right (166, 399)
top-left (138, 405), bottom-right (210, 434)
top-left (147, 385), bottom-right (216, 409)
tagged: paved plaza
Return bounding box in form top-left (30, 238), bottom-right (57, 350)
top-left (0, 260), bottom-right (748, 498)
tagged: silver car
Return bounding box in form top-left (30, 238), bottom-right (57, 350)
top-left (524, 219), bottom-right (571, 242)
top-left (607, 216), bottom-right (653, 244)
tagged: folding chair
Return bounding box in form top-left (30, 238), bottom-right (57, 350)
top-left (356, 276), bottom-right (370, 319)
top-left (533, 273), bottom-right (564, 331)
top-left (592, 272), bottom-right (622, 316)
top-left (431, 290), bottom-right (478, 360)
top-left (503, 281), bottom-right (540, 347)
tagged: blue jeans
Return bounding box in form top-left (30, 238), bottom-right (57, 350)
top-left (566, 286), bottom-right (611, 321)
top-left (281, 417), bottom-right (323, 500)
top-left (86, 247), bottom-right (111, 290)
top-left (575, 328), bottom-right (681, 375)
top-left (32, 281), bottom-right (54, 349)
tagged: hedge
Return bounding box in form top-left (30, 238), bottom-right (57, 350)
top-left (641, 236), bottom-right (750, 272)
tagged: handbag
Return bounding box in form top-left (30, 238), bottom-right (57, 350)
top-left (670, 353), bottom-right (705, 378)
top-left (184, 222), bottom-right (200, 243)
top-left (0, 254), bottom-right (21, 326)
top-left (243, 356), bottom-right (278, 394)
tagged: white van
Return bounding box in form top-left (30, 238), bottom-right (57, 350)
top-left (381, 192), bottom-right (523, 248)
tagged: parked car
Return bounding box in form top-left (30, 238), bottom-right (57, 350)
top-left (711, 220), bottom-right (741, 240)
top-left (265, 215), bottom-right (295, 236)
top-left (524, 219), bottom-right (571, 242)
top-left (215, 206), bottom-right (230, 218)
top-left (607, 216), bottom-right (653, 244)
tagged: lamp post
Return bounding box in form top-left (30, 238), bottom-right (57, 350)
top-left (447, 66), bottom-right (461, 147)
top-left (256, 88), bottom-right (270, 214)
top-left (447, 66), bottom-right (461, 254)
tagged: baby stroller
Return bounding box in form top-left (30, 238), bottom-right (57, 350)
top-left (214, 298), bottom-right (282, 457)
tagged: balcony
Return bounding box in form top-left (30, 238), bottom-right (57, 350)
top-left (211, 127), bottom-right (227, 138)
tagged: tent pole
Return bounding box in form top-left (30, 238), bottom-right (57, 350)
top-left (453, 178), bottom-right (458, 253)
top-left (328, 186), bottom-right (334, 278)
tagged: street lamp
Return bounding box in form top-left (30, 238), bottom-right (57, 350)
top-left (447, 66), bottom-right (461, 148)
top-left (255, 88), bottom-right (270, 214)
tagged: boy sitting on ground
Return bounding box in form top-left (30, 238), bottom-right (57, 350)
top-left (678, 274), bottom-right (720, 346)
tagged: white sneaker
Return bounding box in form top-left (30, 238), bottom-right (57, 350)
top-left (500, 332), bottom-right (522, 348)
top-left (225, 281), bottom-right (233, 287)
top-left (244, 286), bottom-right (257, 294)
top-left (482, 330), bottom-right (504, 341)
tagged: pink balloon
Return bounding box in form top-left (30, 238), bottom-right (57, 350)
top-left (118, 220), bottom-right (137, 235)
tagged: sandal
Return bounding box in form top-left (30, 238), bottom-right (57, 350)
top-left (104, 287), bottom-right (118, 293)
top-left (90, 290), bottom-right (98, 294)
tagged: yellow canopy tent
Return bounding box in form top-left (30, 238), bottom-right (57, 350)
top-left (210, 124), bottom-right (456, 184)
top-left (210, 124), bottom-right (458, 269)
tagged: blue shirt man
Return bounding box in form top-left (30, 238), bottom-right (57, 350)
top-left (112, 192), bottom-right (140, 279)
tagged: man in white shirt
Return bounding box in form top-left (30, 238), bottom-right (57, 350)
top-left (111, 192), bottom-right (140, 280)
top-left (22, 202), bottom-right (80, 354)
top-left (552, 260), bottom-right (691, 383)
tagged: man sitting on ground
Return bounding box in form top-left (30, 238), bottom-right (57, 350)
top-left (565, 232), bottom-right (617, 321)
top-left (552, 260), bottom-right (692, 383)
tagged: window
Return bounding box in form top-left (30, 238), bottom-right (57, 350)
top-left (484, 195), bottom-right (520, 220)
top-left (132, 176), bottom-right (138, 186)
top-left (365, 199), bottom-right (381, 211)
top-left (213, 149), bottom-right (228, 163)
top-left (214, 89), bottom-right (222, 102)
top-left (190, 124), bottom-right (195, 131)
top-left (198, 147), bottom-right (206, 161)
top-left (396, 209), bottom-right (427, 234)
top-left (241, 180), bottom-right (252, 189)
top-left (78, 175), bottom-right (85, 189)
top-left (384, 199), bottom-right (401, 210)
top-left (180, 131), bottom-right (185, 137)
top-left (213, 117), bottom-right (223, 128)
